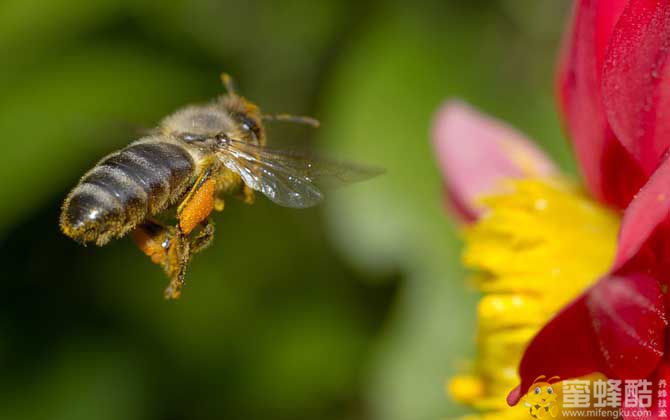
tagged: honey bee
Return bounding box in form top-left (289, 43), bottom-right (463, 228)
top-left (60, 74), bottom-right (380, 299)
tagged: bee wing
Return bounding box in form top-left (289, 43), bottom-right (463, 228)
top-left (217, 139), bottom-right (384, 208)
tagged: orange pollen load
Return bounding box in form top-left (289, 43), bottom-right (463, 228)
top-left (179, 178), bottom-right (217, 235)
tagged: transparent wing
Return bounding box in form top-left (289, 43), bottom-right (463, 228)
top-left (217, 138), bottom-right (384, 208)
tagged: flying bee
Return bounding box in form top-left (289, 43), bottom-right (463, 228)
top-left (60, 73), bottom-right (381, 299)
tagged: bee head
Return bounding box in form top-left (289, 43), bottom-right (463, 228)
top-left (218, 93), bottom-right (265, 144)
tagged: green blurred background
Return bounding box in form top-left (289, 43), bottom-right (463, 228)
top-left (0, 1), bottom-right (574, 419)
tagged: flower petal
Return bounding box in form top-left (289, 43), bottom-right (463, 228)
top-left (613, 152), bottom-right (670, 272)
top-left (587, 274), bottom-right (667, 377)
top-left (432, 100), bottom-right (557, 222)
top-left (602, 0), bottom-right (670, 175)
top-left (508, 273), bottom-right (666, 406)
top-left (557, 0), bottom-right (645, 208)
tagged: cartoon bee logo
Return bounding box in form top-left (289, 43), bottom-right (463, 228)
top-left (522, 375), bottom-right (560, 418)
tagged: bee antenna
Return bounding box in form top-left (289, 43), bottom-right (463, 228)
top-left (531, 375), bottom-right (546, 385)
top-left (262, 114), bottom-right (320, 128)
top-left (220, 73), bottom-right (237, 95)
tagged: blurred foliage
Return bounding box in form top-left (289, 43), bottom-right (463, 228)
top-left (0, 1), bottom-right (570, 420)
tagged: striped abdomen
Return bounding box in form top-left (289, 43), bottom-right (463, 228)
top-left (61, 138), bottom-right (195, 245)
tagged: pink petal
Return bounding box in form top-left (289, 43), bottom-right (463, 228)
top-left (613, 152), bottom-right (670, 272)
top-left (557, 0), bottom-right (645, 209)
top-left (443, 184), bottom-right (477, 223)
top-left (432, 100), bottom-right (557, 222)
top-left (602, 0), bottom-right (670, 175)
top-left (508, 273), bottom-right (666, 406)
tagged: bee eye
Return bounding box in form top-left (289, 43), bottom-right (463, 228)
top-left (547, 387), bottom-right (553, 394)
top-left (236, 113), bottom-right (260, 138)
top-left (534, 387), bottom-right (541, 395)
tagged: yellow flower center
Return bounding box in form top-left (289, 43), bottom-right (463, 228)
top-left (449, 178), bottom-right (620, 419)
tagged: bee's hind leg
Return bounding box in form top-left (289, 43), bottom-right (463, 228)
top-left (132, 219), bottom-right (192, 300)
top-left (162, 219), bottom-right (216, 299)
top-left (131, 219), bottom-right (172, 266)
top-left (158, 168), bottom-right (220, 299)
top-left (161, 230), bottom-right (191, 300)
top-left (190, 219), bottom-right (215, 254)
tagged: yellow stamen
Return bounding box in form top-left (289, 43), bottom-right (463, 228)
top-left (449, 178), bottom-right (619, 419)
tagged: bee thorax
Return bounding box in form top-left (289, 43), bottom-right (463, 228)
top-left (160, 105), bottom-right (236, 139)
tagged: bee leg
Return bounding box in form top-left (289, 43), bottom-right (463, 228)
top-left (163, 219), bottom-right (215, 299)
top-left (162, 230), bottom-right (191, 300)
top-left (158, 168), bottom-right (219, 299)
top-left (217, 170), bottom-right (251, 205)
top-left (132, 219), bottom-right (191, 300)
top-left (189, 219), bottom-right (215, 255)
top-left (131, 219), bottom-right (171, 265)
top-left (239, 184), bottom-right (255, 205)
top-left (214, 197), bottom-right (225, 212)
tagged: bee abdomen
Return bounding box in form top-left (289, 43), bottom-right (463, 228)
top-left (61, 138), bottom-right (195, 245)
top-left (101, 140), bottom-right (195, 211)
